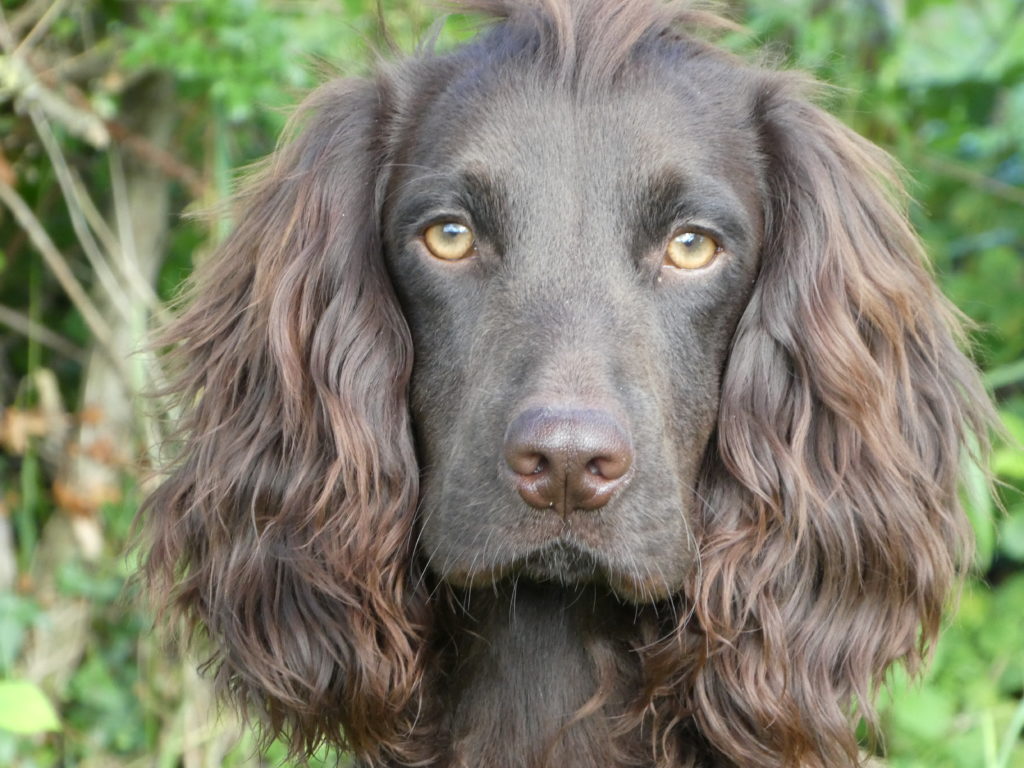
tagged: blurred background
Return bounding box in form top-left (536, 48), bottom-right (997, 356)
top-left (0, 1), bottom-right (1021, 766)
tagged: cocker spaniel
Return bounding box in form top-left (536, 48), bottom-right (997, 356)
top-left (141, 1), bottom-right (993, 766)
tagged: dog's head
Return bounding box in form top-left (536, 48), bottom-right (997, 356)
top-left (391, 14), bottom-right (766, 601)
top-left (141, 1), bottom-right (993, 765)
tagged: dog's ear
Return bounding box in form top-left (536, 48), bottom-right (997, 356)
top-left (683, 76), bottom-right (994, 766)
top-left (139, 79), bottom-right (427, 761)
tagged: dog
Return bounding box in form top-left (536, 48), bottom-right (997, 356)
top-left (140, 1), bottom-right (993, 765)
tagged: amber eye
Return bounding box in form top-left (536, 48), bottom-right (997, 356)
top-left (664, 230), bottom-right (720, 270)
top-left (423, 221), bottom-right (475, 261)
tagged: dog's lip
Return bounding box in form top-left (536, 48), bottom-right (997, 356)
top-left (438, 529), bottom-right (602, 588)
top-left (443, 531), bottom-right (678, 600)
top-left (514, 538), bottom-right (602, 584)
top-left (502, 504), bottom-right (619, 552)
top-left (514, 537), bottom-right (680, 601)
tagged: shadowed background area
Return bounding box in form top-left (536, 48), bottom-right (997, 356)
top-left (0, 1), bottom-right (1021, 767)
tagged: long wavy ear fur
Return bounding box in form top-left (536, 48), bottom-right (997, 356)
top-left (673, 74), bottom-right (995, 766)
top-left (138, 78), bottom-right (427, 761)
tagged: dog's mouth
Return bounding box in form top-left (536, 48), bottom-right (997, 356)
top-left (516, 540), bottom-right (603, 585)
top-left (432, 502), bottom-right (690, 603)
top-left (502, 539), bottom-right (677, 603)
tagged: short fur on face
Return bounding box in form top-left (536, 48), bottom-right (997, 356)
top-left (140, 1), bottom-right (994, 766)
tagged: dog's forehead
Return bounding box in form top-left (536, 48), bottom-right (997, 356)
top-left (401, 57), bottom-right (763, 220)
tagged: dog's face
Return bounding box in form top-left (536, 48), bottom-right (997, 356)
top-left (384, 50), bottom-right (764, 600)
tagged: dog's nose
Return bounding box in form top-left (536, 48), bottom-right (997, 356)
top-left (503, 407), bottom-right (633, 514)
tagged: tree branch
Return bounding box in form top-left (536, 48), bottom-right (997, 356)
top-left (0, 53), bottom-right (109, 148)
top-left (917, 151), bottom-right (1024, 207)
top-left (0, 304), bottom-right (86, 363)
top-left (0, 177), bottom-right (128, 381)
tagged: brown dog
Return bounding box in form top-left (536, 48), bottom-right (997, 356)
top-left (141, 2), bottom-right (993, 766)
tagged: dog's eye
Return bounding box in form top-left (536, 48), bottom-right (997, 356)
top-left (664, 230), bottom-right (719, 270)
top-left (423, 222), bottom-right (475, 261)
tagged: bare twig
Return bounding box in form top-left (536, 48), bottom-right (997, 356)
top-left (107, 120), bottom-right (207, 199)
top-left (26, 103), bottom-right (171, 327)
top-left (28, 104), bottom-right (135, 325)
top-left (9, 49), bottom-right (205, 196)
top-left (0, 177), bottom-right (129, 380)
top-left (0, 53), bottom-right (109, 148)
top-left (14, 0), bottom-right (68, 56)
top-left (917, 152), bottom-right (1024, 207)
top-left (0, 303), bottom-right (86, 362)
top-left (68, 170), bottom-right (170, 323)
top-left (0, 8), bottom-right (15, 53)
top-left (7, 0), bottom-right (54, 40)
top-left (39, 41), bottom-right (114, 84)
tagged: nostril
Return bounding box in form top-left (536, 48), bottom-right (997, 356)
top-left (507, 451), bottom-right (548, 477)
top-left (587, 453), bottom-right (631, 481)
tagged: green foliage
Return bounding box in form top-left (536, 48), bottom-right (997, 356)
top-left (121, 0), bottom-right (317, 125)
top-left (0, 681), bottom-right (60, 735)
top-left (882, 578), bottom-right (1024, 767)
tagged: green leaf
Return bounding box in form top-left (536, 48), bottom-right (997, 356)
top-left (996, 693), bottom-right (1024, 768)
top-left (993, 447), bottom-right (1024, 482)
top-left (988, 361), bottom-right (1024, 393)
top-left (963, 446), bottom-right (996, 570)
top-left (888, 684), bottom-right (957, 742)
top-left (992, 411), bottom-right (1024, 482)
top-left (999, 509), bottom-right (1024, 561)
top-left (0, 680), bottom-right (61, 734)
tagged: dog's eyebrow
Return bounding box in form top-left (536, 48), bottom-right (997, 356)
top-left (389, 168), bottom-right (508, 250)
top-left (459, 169), bottom-right (509, 249)
top-left (632, 170), bottom-right (753, 251)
